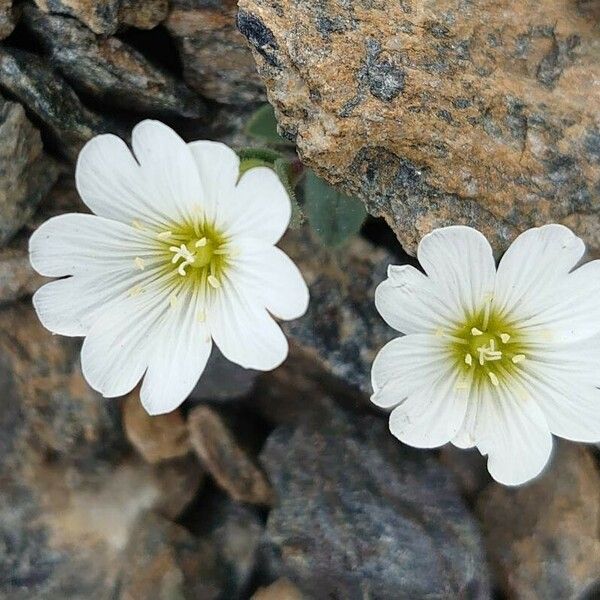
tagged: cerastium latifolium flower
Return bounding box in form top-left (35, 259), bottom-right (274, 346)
top-left (29, 120), bottom-right (309, 415)
top-left (372, 225), bottom-right (600, 486)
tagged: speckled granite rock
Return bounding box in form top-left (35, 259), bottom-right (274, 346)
top-left (33, 0), bottom-right (167, 34)
top-left (251, 578), bottom-right (304, 600)
top-left (478, 442), bottom-right (600, 600)
top-left (260, 409), bottom-right (491, 599)
top-left (24, 5), bottom-right (206, 118)
top-left (0, 0), bottom-right (16, 38)
top-left (279, 228), bottom-right (396, 396)
top-left (166, 0), bottom-right (265, 104)
top-left (0, 48), bottom-right (121, 162)
top-left (0, 97), bottom-right (59, 246)
top-left (239, 0), bottom-right (600, 255)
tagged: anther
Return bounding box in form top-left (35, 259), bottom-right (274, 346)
top-left (213, 248), bottom-right (228, 255)
top-left (195, 237), bottom-right (207, 247)
top-left (131, 219), bottom-right (145, 230)
top-left (471, 327), bottom-right (483, 336)
top-left (197, 310), bottom-right (206, 323)
top-left (208, 275), bottom-right (221, 289)
top-left (500, 333), bottom-right (511, 344)
top-left (128, 285), bottom-right (143, 297)
top-left (465, 353), bottom-right (473, 366)
top-left (169, 292), bottom-right (178, 308)
top-left (177, 263), bottom-right (188, 276)
top-left (158, 231), bottom-right (173, 239)
top-left (512, 354), bottom-right (526, 364)
top-left (134, 257), bottom-right (146, 270)
top-left (488, 372), bottom-right (499, 386)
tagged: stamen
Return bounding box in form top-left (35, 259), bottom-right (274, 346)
top-left (208, 275), bottom-right (221, 289)
top-left (465, 353), bottom-right (473, 366)
top-left (489, 338), bottom-right (496, 352)
top-left (436, 329), bottom-right (468, 345)
top-left (197, 310), bottom-right (206, 322)
top-left (169, 292), bottom-right (178, 308)
top-left (134, 257), bottom-right (146, 270)
top-left (500, 333), bottom-right (511, 344)
top-left (195, 237), bottom-right (207, 247)
top-left (177, 263), bottom-right (189, 276)
top-left (485, 355), bottom-right (502, 361)
top-left (213, 248), bottom-right (229, 255)
top-left (131, 219), bottom-right (145, 230)
top-left (158, 231), bottom-right (174, 239)
top-left (471, 327), bottom-right (483, 336)
top-left (512, 354), bottom-right (526, 364)
top-left (488, 372), bottom-right (499, 386)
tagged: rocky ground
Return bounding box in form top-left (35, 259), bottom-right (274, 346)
top-left (0, 1), bottom-right (599, 599)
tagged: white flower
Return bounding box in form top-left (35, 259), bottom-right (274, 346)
top-left (372, 225), bottom-right (600, 486)
top-left (29, 120), bottom-right (309, 415)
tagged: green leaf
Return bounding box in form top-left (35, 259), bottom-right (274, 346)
top-left (304, 170), bottom-right (367, 247)
top-left (237, 147), bottom-right (283, 164)
top-left (245, 104), bottom-right (293, 145)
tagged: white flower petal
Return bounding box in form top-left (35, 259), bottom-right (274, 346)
top-left (209, 278), bottom-right (288, 371)
top-left (474, 383), bottom-right (553, 486)
top-left (451, 397), bottom-right (479, 449)
top-left (76, 133), bottom-right (163, 225)
top-left (229, 238), bottom-right (309, 320)
top-left (375, 265), bottom-right (458, 334)
top-left (388, 368), bottom-right (468, 449)
top-left (514, 260), bottom-right (600, 343)
top-left (519, 353), bottom-right (600, 443)
top-left (219, 167), bottom-right (291, 244)
top-left (29, 213), bottom-right (150, 277)
top-left (370, 334), bottom-right (454, 407)
top-left (80, 284), bottom-right (169, 397)
top-left (417, 226), bottom-right (496, 318)
top-left (188, 140), bottom-right (240, 224)
top-left (131, 120), bottom-right (204, 224)
top-left (140, 288), bottom-right (212, 415)
top-left (32, 269), bottom-right (138, 336)
top-left (494, 224), bottom-right (585, 319)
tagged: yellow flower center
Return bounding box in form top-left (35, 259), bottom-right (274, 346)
top-left (445, 297), bottom-right (527, 388)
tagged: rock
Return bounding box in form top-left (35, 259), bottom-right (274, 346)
top-left (117, 511), bottom-right (223, 600)
top-left (190, 346), bottom-right (258, 402)
top-left (239, 0), bottom-right (600, 255)
top-left (33, 0), bottom-right (167, 32)
top-left (0, 239), bottom-right (46, 305)
top-left (118, 0), bottom-right (167, 29)
top-left (166, 0), bottom-right (265, 104)
top-left (0, 0), bottom-right (16, 38)
top-left (200, 495), bottom-right (264, 598)
top-left (0, 48), bottom-right (122, 162)
top-left (0, 452), bottom-right (201, 600)
top-left (260, 409), bottom-right (491, 599)
top-left (24, 5), bottom-right (206, 119)
top-left (279, 228), bottom-right (396, 397)
top-left (188, 405), bottom-right (274, 506)
top-left (151, 456), bottom-right (203, 520)
top-left (440, 446), bottom-right (490, 501)
top-left (0, 301), bottom-right (125, 467)
top-left (251, 578), bottom-right (304, 600)
top-left (123, 393), bottom-right (191, 464)
top-left (477, 442), bottom-right (600, 600)
top-left (0, 96), bottom-right (59, 246)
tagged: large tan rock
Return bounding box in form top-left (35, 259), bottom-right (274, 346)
top-left (238, 0), bottom-right (600, 254)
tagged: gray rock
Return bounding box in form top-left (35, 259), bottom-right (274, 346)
top-left (23, 5), bottom-right (206, 119)
top-left (0, 48), bottom-right (122, 162)
top-left (0, 238), bottom-right (46, 305)
top-left (0, 96), bottom-right (58, 246)
top-left (166, 0), bottom-right (265, 104)
top-left (190, 346), bottom-right (258, 402)
top-left (260, 409), bottom-right (491, 599)
top-left (280, 228), bottom-right (396, 397)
